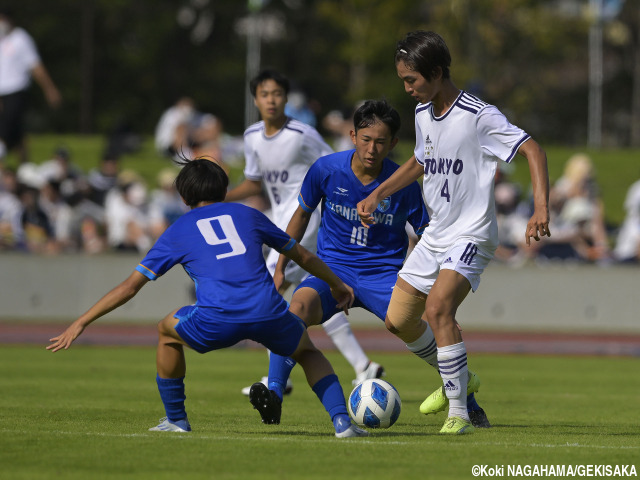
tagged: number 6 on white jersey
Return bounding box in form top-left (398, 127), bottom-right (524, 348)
top-left (196, 215), bottom-right (247, 259)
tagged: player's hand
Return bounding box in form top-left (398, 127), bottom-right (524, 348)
top-left (46, 321), bottom-right (85, 353)
top-left (273, 269), bottom-right (286, 293)
top-left (330, 282), bottom-right (355, 315)
top-left (357, 196), bottom-right (379, 228)
top-left (525, 209), bottom-right (551, 246)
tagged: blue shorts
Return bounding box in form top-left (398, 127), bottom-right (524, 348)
top-left (294, 262), bottom-right (399, 323)
top-left (174, 305), bottom-right (305, 355)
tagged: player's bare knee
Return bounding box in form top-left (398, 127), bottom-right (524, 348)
top-left (424, 300), bottom-right (455, 331)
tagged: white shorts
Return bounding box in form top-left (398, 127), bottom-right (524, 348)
top-left (266, 247), bottom-right (310, 285)
top-left (399, 239), bottom-right (494, 295)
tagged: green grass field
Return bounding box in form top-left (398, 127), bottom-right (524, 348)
top-left (1, 346), bottom-right (638, 479)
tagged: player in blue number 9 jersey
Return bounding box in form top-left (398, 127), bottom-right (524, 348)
top-left (47, 158), bottom-right (368, 438)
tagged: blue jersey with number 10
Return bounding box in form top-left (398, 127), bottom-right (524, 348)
top-left (298, 150), bottom-right (429, 269)
top-left (135, 203), bottom-right (295, 322)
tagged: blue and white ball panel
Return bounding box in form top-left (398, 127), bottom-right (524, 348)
top-left (348, 379), bottom-right (401, 429)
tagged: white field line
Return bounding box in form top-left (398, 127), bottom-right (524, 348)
top-left (1, 428), bottom-right (638, 450)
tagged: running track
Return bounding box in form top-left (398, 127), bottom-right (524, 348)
top-left (2, 323), bottom-right (640, 357)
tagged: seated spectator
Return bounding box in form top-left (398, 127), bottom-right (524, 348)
top-left (19, 184), bottom-right (56, 254)
top-left (549, 153), bottom-right (611, 261)
top-left (613, 178), bottom-right (640, 263)
top-left (37, 146), bottom-right (84, 203)
top-left (155, 97), bottom-right (223, 162)
top-left (104, 170), bottom-right (151, 253)
top-left (0, 167), bottom-right (23, 249)
top-left (87, 152), bottom-right (120, 206)
top-left (39, 180), bottom-right (74, 251)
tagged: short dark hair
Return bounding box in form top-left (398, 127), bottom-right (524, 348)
top-left (395, 31), bottom-right (451, 81)
top-left (174, 157), bottom-right (228, 207)
top-left (353, 99), bottom-right (401, 139)
top-left (249, 69), bottom-right (290, 97)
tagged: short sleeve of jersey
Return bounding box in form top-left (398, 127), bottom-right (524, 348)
top-left (300, 128), bottom-right (333, 168)
top-left (242, 126), bottom-right (263, 181)
top-left (297, 159), bottom-right (326, 212)
top-left (476, 106), bottom-right (530, 163)
top-left (136, 229), bottom-right (181, 280)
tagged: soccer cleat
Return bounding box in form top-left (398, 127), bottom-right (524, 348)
top-left (469, 407), bottom-right (491, 428)
top-left (419, 370), bottom-right (481, 415)
top-left (439, 416), bottom-right (474, 434)
top-left (352, 361), bottom-right (386, 386)
top-left (249, 382), bottom-right (282, 425)
top-left (334, 417), bottom-right (369, 438)
top-left (148, 417), bottom-right (191, 432)
top-left (241, 376), bottom-right (293, 396)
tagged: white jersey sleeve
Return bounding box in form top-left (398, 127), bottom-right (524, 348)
top-left (476, 106), bottom-right (530, 163)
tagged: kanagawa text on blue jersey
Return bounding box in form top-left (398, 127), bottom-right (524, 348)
top-left (326, 200), bottom-right (394, 225)
top-left (423, 158), bottom-right (463, 176)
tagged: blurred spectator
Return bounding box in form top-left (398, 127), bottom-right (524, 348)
top-left (322, 108), bottom-right (354, 152)
top-left (39, 180), bottom-right (74, 251)
top-left (493, 166), bottom-right (529, 264)
top-left (104, 170), bottom-right (151, 253)
top-left (87, 153), bottom-right (120, 206)
top-left (0, 167), bottom-right (22, 248)
top-left (0, 9), bottom-right (62, 164)
top-left (154, 97), bottom-right (223, 163)
top-left (148, 167), bottom-right (189, 240)
top-left (19, 184), bottom-right (56, 254)
top-left (613, 178), bottom-right (640, 263)
top-left (35, 146), bottom-right (84, 202)
top-left (546, 153), bottom-right (611, 262)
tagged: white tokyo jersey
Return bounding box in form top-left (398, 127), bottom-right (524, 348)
top-left (414, 91), bottom-right (530, 253)
top-left (0, 28), bottom-right (40, 95)
top-left (243, 117), bottom-right (333, 256)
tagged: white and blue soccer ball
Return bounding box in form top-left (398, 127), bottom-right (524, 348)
top-left (348, 378), bottom-right (401, 429)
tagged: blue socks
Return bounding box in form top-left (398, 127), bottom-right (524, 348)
top-left (311, 374), bottom-right (350, 432)
top-left (267, 354), bottom-right (297, 401)
top-left (156, 375), bottom-right (187, 422)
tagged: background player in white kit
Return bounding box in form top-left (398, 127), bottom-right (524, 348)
top-left (226, 70), bottom-right (384, 393)
top-left (358, 31), bottom-right (551, 434)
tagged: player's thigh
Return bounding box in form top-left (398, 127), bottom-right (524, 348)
top-left (251, 311), bottom-right (306, 357)
top-left (158, 308), bottom-right (189, 345)
top-left (426, 269), bottom-right (472, 319)
top-left (289, 284), bottom-right (325, 326)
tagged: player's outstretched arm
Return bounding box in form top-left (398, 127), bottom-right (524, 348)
top-left (274, 206), bottom-right (312, 291)
top-left (47, 271), bottom-right (149, 352)
top-left (519, 139), bottom-right (551, 246)
top-left (357, 156), bottom-right (424, 227)
top-left (224, 178), bottom-right (262, 202)
top-left (283, 243), bottom-right (354, 313)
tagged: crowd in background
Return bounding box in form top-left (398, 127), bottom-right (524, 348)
top-left (0, 95), bottom-right (639, 265)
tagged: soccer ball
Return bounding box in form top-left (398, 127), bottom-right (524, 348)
top-left (348, 379), bottom-right (401, 429)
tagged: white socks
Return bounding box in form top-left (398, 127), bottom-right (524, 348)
top-left (323, 312), bottom-right (369, 374)
top-left (437, 341), bottom-right (469, 420)
top-left (405, 323), bottom-right (438, 370)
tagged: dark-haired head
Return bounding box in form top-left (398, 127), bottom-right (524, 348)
top-left (395, 31), bottom-right (451, 81)
top-left (353, 99), bottom-right (401, 139)
top-left (174, 157), bottom-right (229, 208)
top-left (250, 69), bottom-right (290, 97)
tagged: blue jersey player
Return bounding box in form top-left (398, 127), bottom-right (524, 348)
top-left (262, 101), bottom-right (462, 416)
top-left (47, 158), bottom-right (368, 438)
